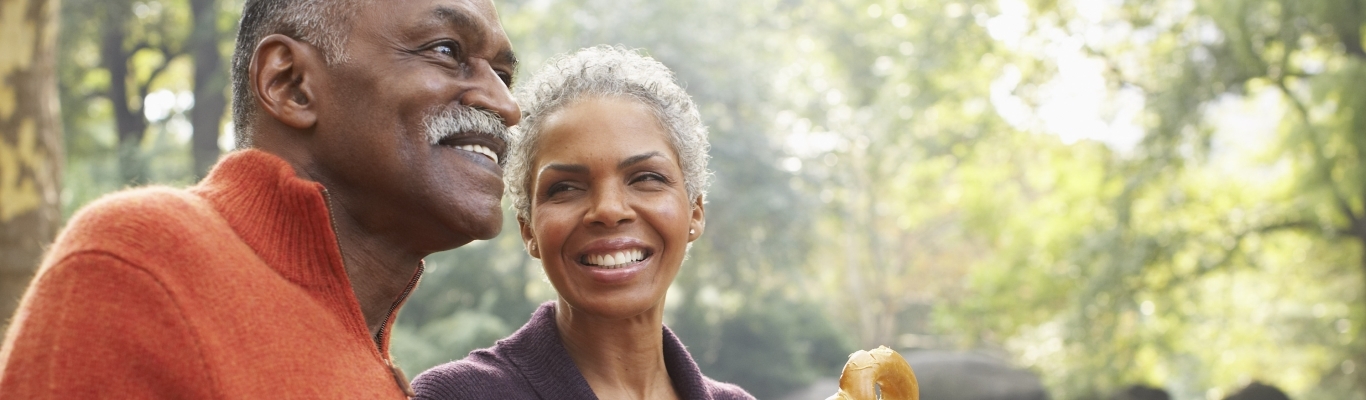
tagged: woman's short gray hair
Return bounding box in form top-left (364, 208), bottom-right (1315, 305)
top-left (506, 45), bottom-right (712, 221)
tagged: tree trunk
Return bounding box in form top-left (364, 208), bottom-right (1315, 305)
top-left (189, 0), bottom-right (224, 180)
top-left (99, 0), bottom-right (146, 185)
top-left (0, 0), bottom-right (62, 329)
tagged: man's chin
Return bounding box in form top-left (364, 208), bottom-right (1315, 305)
top-left (432, 197), bottom-right (505, 242)
top-left (469, 223), bottom-right (503, 241)
top-left (429, 224), bottom-right (501, 253)
top-left (456, 211), bottom-right (505, 242)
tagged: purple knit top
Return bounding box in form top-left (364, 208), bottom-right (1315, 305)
top-left (411, 302), bottom-right (755, 400)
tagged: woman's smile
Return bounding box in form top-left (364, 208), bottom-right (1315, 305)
top-left (579, 249), bottom-right (646, 269)
top-left (570, 236), bottom-right (657, 284)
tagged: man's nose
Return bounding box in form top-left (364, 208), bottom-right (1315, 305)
top-left (461, 58), bottom-right (522, 127)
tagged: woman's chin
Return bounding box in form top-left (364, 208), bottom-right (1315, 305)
top-left (561, 292), bottom-right (666, 321)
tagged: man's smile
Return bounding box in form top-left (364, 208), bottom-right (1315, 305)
top-left (435, 133), bottom-right (507, 166)
top-left (450, 144), bottom-right (498, 164)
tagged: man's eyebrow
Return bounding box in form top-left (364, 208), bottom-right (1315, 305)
top-left (498, 49), bottom-right (518, 76)
top-left (430, 5), bottom-right (516, 82)
top-left (619, 152), bottom-right (664, 169)
top-left (430, 6), bottom-right (486, 43)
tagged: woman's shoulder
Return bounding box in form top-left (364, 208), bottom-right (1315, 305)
top-left (411, 304), bottom-right (564, 399)
top-left (410, 348), bottom-right (537, 400)
top-left (658, 323), bottom-right (757, 400)
top-left (702, 376), bottom-right (759, 400)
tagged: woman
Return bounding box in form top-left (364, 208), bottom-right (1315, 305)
top-left (411, 46), bottom-right (755, 400)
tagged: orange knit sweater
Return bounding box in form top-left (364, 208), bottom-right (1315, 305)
top-left (0, 150), bottom-right (415, 398)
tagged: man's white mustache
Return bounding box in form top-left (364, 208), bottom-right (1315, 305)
top-left (423, 106), bottom-right (511, 147)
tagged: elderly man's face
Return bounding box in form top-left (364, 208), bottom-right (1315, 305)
top-left (310, 0), bottom-right (520, 252)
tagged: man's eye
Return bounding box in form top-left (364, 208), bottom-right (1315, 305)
top-left (432, 42), bottom-right (460, 58)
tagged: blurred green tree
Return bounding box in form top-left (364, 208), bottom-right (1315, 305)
top-left (58, 0), bottom-right (234, 194)
top-left (943, 0), bottom-right (1366, 398)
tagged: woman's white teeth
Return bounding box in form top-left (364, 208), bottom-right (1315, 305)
top-left (585, 249), bottom-right (645, 269)
top-left (456, 144), bottom-right (498, 164)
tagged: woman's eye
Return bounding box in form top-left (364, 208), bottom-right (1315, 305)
top-left (545, 183), bottom-right (578, 197)
top-left (631, 173), bottom-right (668, 184)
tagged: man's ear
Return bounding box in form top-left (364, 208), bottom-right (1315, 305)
top-left (688, 197), bottom-right (705, 242)
top-left (250, 34), bottom-right (325, 130)
top-left (519, 216), bottom-right (541, 259)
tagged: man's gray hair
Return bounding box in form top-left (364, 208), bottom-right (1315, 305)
top-left (506, 45), bottom-right (712, 222)
top-left (229, 0), bottom-right (368, 149)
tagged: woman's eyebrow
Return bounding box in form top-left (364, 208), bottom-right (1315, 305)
top-left (542, 163), bottom-right (588, 174)
top-left (618, 151), bottom-right (664, 169)
top-left (539, 151), bottom-right (666, 175)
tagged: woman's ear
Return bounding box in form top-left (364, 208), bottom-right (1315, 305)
top-left (519, 216), bottom-right (541, 259)
top-left (687, 197), bottom-right (705, 242)
top-left (250, 34), bottom-right (325, 130)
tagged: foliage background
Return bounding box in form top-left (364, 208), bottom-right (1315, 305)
top-left (24, 0), bottom-right (1366, 398)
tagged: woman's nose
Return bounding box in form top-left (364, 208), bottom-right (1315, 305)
top-left (583, 185), bottom-right (636, 227)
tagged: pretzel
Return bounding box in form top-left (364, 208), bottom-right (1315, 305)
top-left (826, 346), bottom-right (919, 400)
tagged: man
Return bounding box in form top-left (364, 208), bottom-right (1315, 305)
top-left (0, 0), bottom-right (519, 397)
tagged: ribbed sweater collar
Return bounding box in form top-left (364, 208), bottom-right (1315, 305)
top-left (187, 149), bottom-right (371, 344)
top-left (504, 302), bottom-right (715, 400)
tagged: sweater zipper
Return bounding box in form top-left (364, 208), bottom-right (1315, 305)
top-left (375, 262), bottom-right (422, 347)
top-left (376, 262), bottom-right (422, 398)
top-left (320, 187), bottom-right (417, 397)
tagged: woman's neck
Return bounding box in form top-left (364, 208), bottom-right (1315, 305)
top-left (554, 299), bottom-right (679, 400)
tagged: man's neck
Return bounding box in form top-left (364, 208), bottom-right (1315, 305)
top-left (341, 236), bottom-right (423, 339)
top-left (268, 141), bottom-right (428, 340)
top-left (321, 187), bottom-right (426, 339)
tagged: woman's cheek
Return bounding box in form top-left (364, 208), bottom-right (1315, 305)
top-left (536, 211), bottom-right (575, 250)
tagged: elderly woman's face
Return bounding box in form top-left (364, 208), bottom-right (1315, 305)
top-left (520, 96), bottom-right (704, 318)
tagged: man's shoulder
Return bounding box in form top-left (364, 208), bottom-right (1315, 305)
top-left (47, 185), bottom-right (239, 274)
top-left (62, 185), bottom-right (218, 239)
